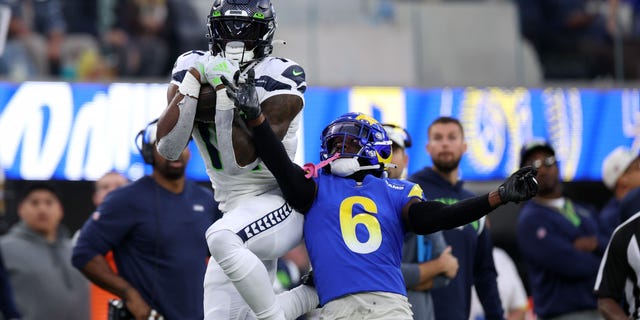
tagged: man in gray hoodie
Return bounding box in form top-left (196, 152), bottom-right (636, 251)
top-left (0, 183), bottom-right (89, 320)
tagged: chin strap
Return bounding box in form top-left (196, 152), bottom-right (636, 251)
top-left (239, 59), bottom-right (260, 81)
top-left (358, 164), bottom-right (385, 171)
top-left (359, 162), bottom-right (397, 171)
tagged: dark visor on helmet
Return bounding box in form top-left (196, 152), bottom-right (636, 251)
top-left (210, 17), bottom-right (269, 51)
top-left (324, 123), bottom-right (371, 141)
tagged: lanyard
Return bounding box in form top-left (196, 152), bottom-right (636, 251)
top-left (416, 235), bottom-right (432, 263)
top-left (560, 200), bottom-right (581, 227)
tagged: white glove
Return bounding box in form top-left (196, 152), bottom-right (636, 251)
top-left (194, 55), bottom-right (240, 88)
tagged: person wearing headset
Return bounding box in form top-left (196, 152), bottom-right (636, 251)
top-left (382, 123), bottom-right (458, 320)
top-left (72, 119), bottom-right (222, 319)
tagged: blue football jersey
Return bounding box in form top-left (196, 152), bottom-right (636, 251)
top-left (304, 173), bottom-right (424, 305)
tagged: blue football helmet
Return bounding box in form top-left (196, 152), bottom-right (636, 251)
top-left (320, 112), bottom-right (392, 174)
top-left (207, 0), bottom-right (277, 65)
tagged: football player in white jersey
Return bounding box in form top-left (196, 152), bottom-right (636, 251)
top-left (156, 1), bottom-right (317, 319)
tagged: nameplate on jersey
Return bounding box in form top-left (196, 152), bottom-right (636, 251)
top-left (237, 202), bottom-right (293, 242)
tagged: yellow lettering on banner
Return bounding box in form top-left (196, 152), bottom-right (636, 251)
top-left (459, 87), bottom-right (582, 180)
top-left (349, 87), bottom-right (406, 126)
top-left (459, 87), bottom-right (532, 175)
top-left (542, 88), bottom-right (582, 181)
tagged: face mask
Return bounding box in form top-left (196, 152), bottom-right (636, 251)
top-left (329, 158), bottom-right (361, 177)
top-left (329, 157), bottom-right (383, 177)
top-left (225, 41), bottom-right (254, 65)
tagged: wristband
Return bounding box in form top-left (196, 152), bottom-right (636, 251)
top-left (178, 72), bottom-right (201, 98)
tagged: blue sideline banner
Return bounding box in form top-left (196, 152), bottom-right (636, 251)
top-left (0, 82), bottom-right (638, 182)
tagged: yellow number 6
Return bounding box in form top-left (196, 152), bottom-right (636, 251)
top-left (339, 196), bottom-right (382, 254)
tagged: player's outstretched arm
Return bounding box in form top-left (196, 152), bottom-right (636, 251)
top-left (404, 167), bottom-right (538, 234)
top-left (224, 93), bottom-right (302, 167)
top-left (226, 69), bottom-right (303, 166)
top-left (225, 76), bottom-right (315, 213)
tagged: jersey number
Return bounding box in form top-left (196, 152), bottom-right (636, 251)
top-left (339, 196), bottom-right (382, 254)
top-left (197, 122), bottom-right (262, 171)
top-left (197, 123), bottom-right (223, 170)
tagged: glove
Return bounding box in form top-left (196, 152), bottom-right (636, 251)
top-left (194, 55), bottom-right (239, 88)
top-left (221, 69), bottom-right (262, 120)
top-left (498, 166), bottom-right (539, 203)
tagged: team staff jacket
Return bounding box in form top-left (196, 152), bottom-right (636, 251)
top-left (249, 120), bottom-right (503, 306)
top-left (517, 199), bottom-right (604, 318)
top-left (72, 176), bottom-right (221, 320)
top-left (409, 167), bottom-right (504, 320)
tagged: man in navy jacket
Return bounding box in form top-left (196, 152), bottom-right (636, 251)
top-left (408, 116), bottom-right (503, 320)
top-left (517, 140), bottom-right (605, 320)
top-left (72, 120), bottom-right (222, 319)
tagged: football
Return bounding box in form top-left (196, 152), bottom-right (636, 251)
top-left (195, 84), bottom-right (216, 123)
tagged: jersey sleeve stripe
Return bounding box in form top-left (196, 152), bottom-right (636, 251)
top-left (172, 70), bottom-right (188, 84)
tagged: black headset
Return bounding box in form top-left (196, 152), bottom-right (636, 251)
top-left (135, 119), bottom-right (159, 165)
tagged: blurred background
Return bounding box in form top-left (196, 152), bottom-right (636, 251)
top-left (0, 0), bottom-right (638, 302)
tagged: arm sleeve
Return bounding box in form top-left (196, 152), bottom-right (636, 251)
top-left (401, 263), bottom-right (421, 288)
top-left (251, 119), bottom-right (316, 213)
top-left (408, 195), bottom-right (493, 235)
top-left (473, 225), bottom-right (504, 320)
top-left (71, 195), bottom-right (135, 269)
top-left (156, 95), bottom-right (197, 161)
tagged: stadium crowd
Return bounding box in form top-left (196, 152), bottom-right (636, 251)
top-left (2, 0), bottom-right (640, 82)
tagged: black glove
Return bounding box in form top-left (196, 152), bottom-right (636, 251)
top-left (498, 166), bottom-right (539, 203)
top-left (221, 69), bottom-right (261, 120)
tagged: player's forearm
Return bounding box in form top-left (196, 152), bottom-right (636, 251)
top-left (506, 309), bottom-right (526, 320)
top-left (408, 195), bottom-right (493, 234)
top-left (251, 118), bottom-right (316, 213)
top-left (157, 73), bottom-right (199, 160)
top-left (80, 255), bottom-right (135, 299)
top-left (418, 259), bottom-right (448, 283)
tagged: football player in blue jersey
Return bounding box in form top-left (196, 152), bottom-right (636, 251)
top-left (156, 1), bottom-right (317, 319)
top-left (224, 74), bottom-right (539, 319)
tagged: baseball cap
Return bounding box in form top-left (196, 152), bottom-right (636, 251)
top-left (602, 146), bottom-right (639, 190)
top-left (382, 124), bottom-right (412, 149)
top-left (519, 139), bottom-right (555, 168)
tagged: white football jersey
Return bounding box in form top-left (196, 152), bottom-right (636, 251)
top-left (171, 50), bottom-right (306, 212)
